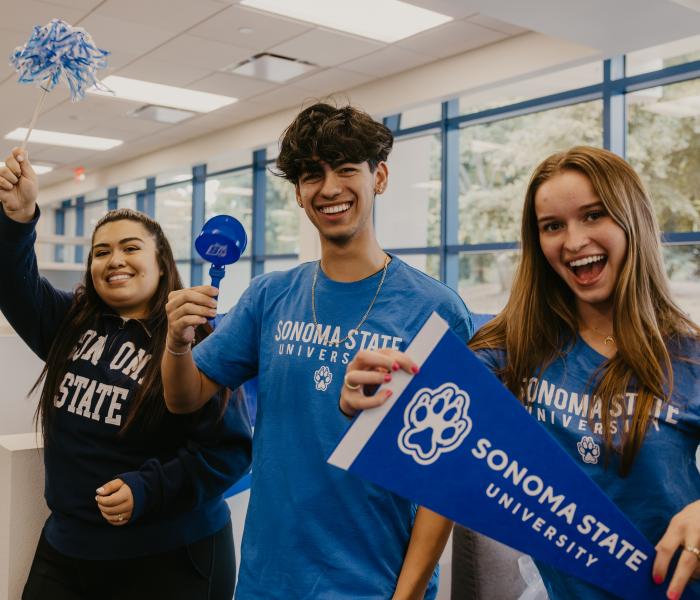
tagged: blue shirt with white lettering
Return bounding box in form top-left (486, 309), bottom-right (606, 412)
top-left (193, 256), bottom-right (473, 600)
top-left (477, 337), bottom-right (700, 599)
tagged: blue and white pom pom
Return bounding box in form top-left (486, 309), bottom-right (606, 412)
top-left (10, 18), bottom-right (109, 101)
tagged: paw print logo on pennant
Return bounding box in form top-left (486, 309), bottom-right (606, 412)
top-left (314, 365), bottom-right (333, 391)
top-left (577, 435), bottom-right (601, 465)
top-left (398, 382), bottom-right (472, 465)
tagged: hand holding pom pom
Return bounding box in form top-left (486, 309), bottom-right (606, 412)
top-left (10, 19), bottom-right (109, 150)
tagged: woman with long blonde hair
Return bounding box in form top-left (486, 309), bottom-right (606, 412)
top-left (340, 146), bottom-right (700, 599)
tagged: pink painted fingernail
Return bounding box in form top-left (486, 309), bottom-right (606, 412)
top-left (391, 362), bottom-right (399, 371)
top-left (411, 365), bottom-right (419, 374)
top-left (384, 374), bottom-right (392, 383)
top-left (385, 389), bottom-right (393, 397)
top-left (653, 573), bottom-right (663, 585)
top-left (667, 591), bottom-right (680, 600)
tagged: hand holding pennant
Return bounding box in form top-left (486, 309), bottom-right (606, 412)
top-left (329, 312), bottom-right (682, 600)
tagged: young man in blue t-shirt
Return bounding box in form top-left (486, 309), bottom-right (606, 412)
top-left (162, 103), bottom-right (474, 599)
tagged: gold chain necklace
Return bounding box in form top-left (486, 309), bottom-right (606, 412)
top-left (590, 324), bottom-right (615, 346)
top-left (311, 255), bottom-right (390, 346)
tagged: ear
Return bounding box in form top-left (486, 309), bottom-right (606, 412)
top-left (374, 161), bottom-right (388, 195)
top-left (295, 184), bottom-right (303, 208)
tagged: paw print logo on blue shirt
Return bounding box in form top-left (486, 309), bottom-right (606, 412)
top-left (577, 435), bottom-right (601, 464)
top-left (398, 382), bottom-right (472, 465)
top-left (314, 365), bottom-right (333, 391)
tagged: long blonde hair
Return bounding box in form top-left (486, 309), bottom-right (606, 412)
top-left (469, 146), bottom-right (699, 475)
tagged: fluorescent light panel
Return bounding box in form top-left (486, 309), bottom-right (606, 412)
top-left (89, 76), bottom-right (237, 113)
top-left (33, 163), bottom-right (55, 175)
top-left (240, 0), bottom-right (452, 43)
top-left (4, 128), bottom-right (123, 150)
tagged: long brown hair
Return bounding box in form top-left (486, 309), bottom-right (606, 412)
top-left (33, 209), bottom-right (216, 441)
top-left (469, 146), bottom-right (699, 474)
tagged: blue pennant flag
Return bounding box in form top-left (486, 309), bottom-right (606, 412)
top-left (329, 312), bottom-right (670, 600)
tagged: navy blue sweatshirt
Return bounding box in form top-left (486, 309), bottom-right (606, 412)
top-left (0, 207), bottom-right (252, 559)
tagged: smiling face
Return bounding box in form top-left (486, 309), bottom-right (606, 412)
top-left (90, 219), bottom-right (163, 319)
top-left (296, 160), bottom-right (387, 247)
top-left (534, 169), bottom-right (627, 313)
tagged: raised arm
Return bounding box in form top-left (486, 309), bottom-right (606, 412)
top-left (0, 148), bottom-right (72, 358)
top-left (162, 286), bottom-right (223, 413)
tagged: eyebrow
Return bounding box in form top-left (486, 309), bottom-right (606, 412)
top-left (536, 201), bottom-right (605, 224)
top-left (93, 237), bottom-right (144, 249)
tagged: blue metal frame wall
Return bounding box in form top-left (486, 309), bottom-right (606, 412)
top-left (383, 56), bottom-right (700, 291)
top-left (54, 54), bottom-right (700, 294)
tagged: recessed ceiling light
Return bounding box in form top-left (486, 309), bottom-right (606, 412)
top-left (240, 0), bottom-right (452, 42)
top-left (88, 76), bottom-right (237, 113)
top-left (33, 163), bottom-right (55, 175)
top-left (4, 128), bottom-right (123, 151)
top-left (239, 27), bottom-right (254, 34)
top-left (227, 53), bottom-right (316, 82)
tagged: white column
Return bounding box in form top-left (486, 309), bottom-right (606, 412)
top-left (0, 433), bottom-right (48, 600)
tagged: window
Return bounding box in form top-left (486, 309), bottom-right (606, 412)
top-left (398, 102), bottom-right (441, 129)
top-left (213, 259), bottom-right (251, 312)
top-left (377, 133), bottom-right (441, 249)
top-left (663, 244), bottom-right (700, 322)
top-left (155, 183), bottom-right (192, 260)
top-left (626, 34), bottom-right (700, 77)
top-left (459, 100), bottom-right (603, 245)
top-left (458, 62), bottom-right (602, 115)
top-left (266, 173), bottom-right (300, 255)
top-left (205, 170), bottom-right (253, 240)
top-left (458, 250), bottom-right (519, 315)
top-left (627, 79), bottom-right (700, 233)
top-left (394, 253), bottom-right (440, 279)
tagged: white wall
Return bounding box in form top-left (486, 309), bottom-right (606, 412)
top-left (0, 336), bottom-right (43, 436)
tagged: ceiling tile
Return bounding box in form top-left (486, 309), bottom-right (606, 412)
top-left (38, 0), bottom-right (104, 9)
top-left (247, 85), bottom-right (316, 110)
top-left (84, 121), bottom-right (169, 141)
top-left (269, 29), bottom-right (384, 67)
top-left (189, 5), bottom-right (312, 50)
top-left (467, 14), bottom-right (529, 35)
top-left (293, 68), bottom-right (374, 94)
top-left (30, 102), bottom-right (108, 134)
top-left (189, 73), bottom-right (276, 99)
top-left (28, 145), bottom-right (104, 164)
top-left (96, 0), bottom-right (225, 32)
top-left (1, 29), bottom-right (31, 81)
top-left (340, 46), bottom-right (436, 78)
top-left (147, 35), bottom-right (252, 71)
top-left (397, 21), bottom-right (507, 58)
top-left (116, 58), bottom-right (212, 87)
top-left (78, 14), bottom-right (175, 54)
top-left (1, 0), bottom-right (84, 33)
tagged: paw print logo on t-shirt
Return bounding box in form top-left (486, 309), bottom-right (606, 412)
top-left (577, 435), bottom-right (601, 464)
top-left (314, 365), bottom-right (333, 391)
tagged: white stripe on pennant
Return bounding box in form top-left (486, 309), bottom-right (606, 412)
top-left (328, 312), bottom-right (449, 470)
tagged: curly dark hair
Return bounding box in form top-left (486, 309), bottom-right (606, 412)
top-left (276, 102), bottom-right (394, 184)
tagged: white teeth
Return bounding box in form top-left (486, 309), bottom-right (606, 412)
top-left (569, 255), bottom-right (605, 268)
top-left (108, 274), bottom-right (131, 282)
top-left (319, 202), bottom-right (350, 214)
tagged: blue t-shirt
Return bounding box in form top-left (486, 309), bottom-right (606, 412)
top-left (194, 256), bottom-right (473, 599)
top-left (477, 337), bottom-right (700, 599)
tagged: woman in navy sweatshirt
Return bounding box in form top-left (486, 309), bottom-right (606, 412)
top-left (0, 147), bottom-right (252, 600)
